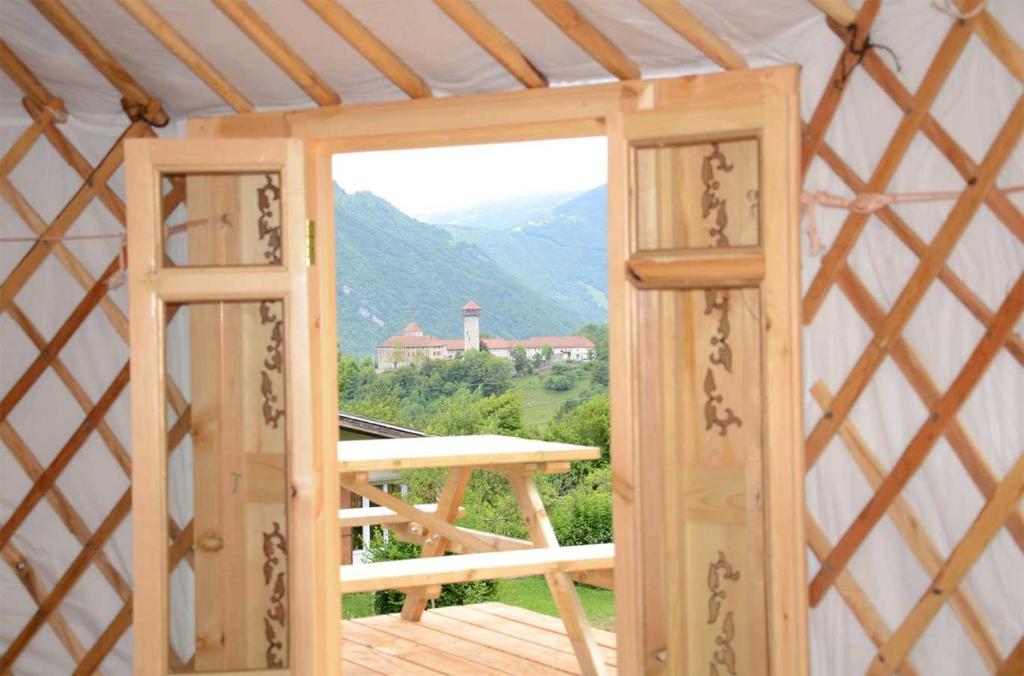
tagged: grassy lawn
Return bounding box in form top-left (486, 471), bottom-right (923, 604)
top-left (340, 577), bottom-right (615, 630)
top-left (513, 372), bottom-right (592, 428)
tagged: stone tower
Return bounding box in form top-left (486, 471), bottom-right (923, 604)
top-left (462, 300), bottom-right (481, 351)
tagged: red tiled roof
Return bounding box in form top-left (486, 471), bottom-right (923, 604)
top-left (462, 300), bottom-right (481, 310)
top-left (380, 335), bottom-right (443, 348)
top-left (483, 336), bottom-right (595, 350)
top-left (440, 339), bottom-right (465, 350)
top-left (403, 322), bottom-right (422, 333)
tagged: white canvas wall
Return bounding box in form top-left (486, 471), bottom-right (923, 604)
top-left (1, 0), bottom-right (1021, 673)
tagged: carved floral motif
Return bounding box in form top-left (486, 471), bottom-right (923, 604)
top-left (259, 301), bottom-right (285, 428)
top-left (700, 142), bottom-right (742, 437)
top-left (257, 174), bottom-right (282, 264)
top-left (263, 522), bottom-right (287, 668)
top-left (707, 550), bottom-right (740, 675)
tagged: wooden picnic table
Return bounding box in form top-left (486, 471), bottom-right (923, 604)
top-left (337, 434), bottom-right (612, 676)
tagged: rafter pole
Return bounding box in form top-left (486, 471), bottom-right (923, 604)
top-left (211, 0), bottom-right (340, 106)
top-left (801, 0), bottom-right (881, 176)
top-left (0, 40), bottom-right (67, 120)
top-left (530, 0), bottom-right (640, 80)
top-left (304, 0), bottom-right (431, 99)
top-left (636, 0), bottom-right (747, 70)
top-left (806, 0), bottom-right (857, 25)
top-left (29, 0), bottom-right (167, 125)
top-left (115, 0), bottom-right (253, 113)
top-left (433, 0), bottom-right (547, 88)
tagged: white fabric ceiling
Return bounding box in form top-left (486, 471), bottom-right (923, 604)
top-left (3, 0), bottom-right (819, 121)
top-left (1, 0), bottom-right (1022, 674)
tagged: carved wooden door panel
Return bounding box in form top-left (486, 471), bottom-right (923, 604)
top-left (608, 67), bottom-right (807, 676)
top-left (126, 138), bottom-right (320, 675)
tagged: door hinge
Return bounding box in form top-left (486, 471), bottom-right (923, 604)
top-left (306, 219), bottom-right (316, 266)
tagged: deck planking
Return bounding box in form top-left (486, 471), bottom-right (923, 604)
top-left (341, 602), bottom-right (617, 674)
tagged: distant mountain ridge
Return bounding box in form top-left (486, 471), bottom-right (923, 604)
top-left (335, 184), bottom-right (589, 358)
top-left (419, 190), bottom-right (582, 230)
top-left (442, 184), bottom-right (608, 322)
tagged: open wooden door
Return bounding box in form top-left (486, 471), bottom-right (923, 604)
top-left (608, 67), bottom-right (806, 675)
top-left (126, 138), bottom-right (332, 674)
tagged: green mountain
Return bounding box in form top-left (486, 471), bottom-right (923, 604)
top-left (335, 184), bottom-right (585, 357)
top-left (442, 185), bottom-right (608, 322)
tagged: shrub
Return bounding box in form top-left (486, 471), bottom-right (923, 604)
top-left (365, 531), bottom-right (498, 615)
top-left (543, 374), bottom-right (573, 391)
top-left (547, 466), bottom-right (613, 546)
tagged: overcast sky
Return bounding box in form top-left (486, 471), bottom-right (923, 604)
top-left (331, 136), bottom-right (606, 218)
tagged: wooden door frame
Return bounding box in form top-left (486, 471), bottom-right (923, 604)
top-left (186, 66), bottom-right (805, 675)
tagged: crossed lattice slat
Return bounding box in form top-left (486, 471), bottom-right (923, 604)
top-left (0, 58), bottom-right (190, 669)
top-left (801, 3), bottom-right (1024, 672)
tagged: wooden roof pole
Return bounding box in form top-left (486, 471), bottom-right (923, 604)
top-left (115, 0), bottom-right (254, 113)
top-left (304, 0), bottom-right (432, 99)
top-left (636, 0), bottom-right (747, 71)
top-left (806, 0), bottom-right (857, 25)
top-left (530, 0), bottom-right (640, 81)
top-left (801, 0), bottom-right (881, 176)
top-left (0, 41), bottom-right (67, 120)
top-left (29, 0), bottom-right (167, 125)
top-left (433, 0), bottom-right (547, 88)
top-left (210, 0), bottom-right (341, 106)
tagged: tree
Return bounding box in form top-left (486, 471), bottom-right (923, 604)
top-left (531, 352), bottom-right (543, 369)
top-left (541, 343), bottom-right (553, 362)
top-left (512, 345), bottom-right (529, 375)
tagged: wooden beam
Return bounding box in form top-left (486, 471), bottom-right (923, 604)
top-left (996, 637), bottom-right (1024, 676)
top-left (0, 362), bottom-right (130, 550)
top-left (806, 0), bottom-right (857, 25)
top-left (850, 39), bottom-right (1024, 245)
top-left (802, 8), bottom-right (982, 322)
top-left (508, 474), bottom-right (607, 676)
top-left (804, 94), bottom-right (1024, 469)
top-left (809, 272), bottom-right (1024, 606)
top-left (115, 0), bottom-right (253, 113)
top-left (636, 0), bottom-right (747, 70)
top-left (73, 598), bottom-right (131, 676)
top-left (340, 543), bottom-right (614, 593)
top-left (801, 0), bottom-right (881, 176)
top-left (0, 490), bottom-right (131, 671)
top-left (29, 0), bottom-right (167, 125)
top-left (2, 544), bottom-right (90, 668)
top-left (433, 0), bottom-right (547, 88)
top-left (0, 105), bottom-right (54, 178)
top-left (0, 420), bottom-right (132, 603)
top-left (811, 382), bottom-right (1002, 671)
top-left (0, 117), bottom-right (148, 315)
top-left (210, 0), bottom-right (340, 106)
top-left (303, 0), bottom-right (431, 99)
top-left (0, 40), bottom-right (67, 120)
top-left (869, 453), bottom-right (1024, 672)
top-left (817, 141), bottom-right (1024, 366)
top-left (834, 266), bottom-right (1024, 551)
top-left (530, 0), bottom-right (640, 80)
top-left (338, 503), bottom-right (463, 528)
top-left (974, 10), bottom-right (1024, 83)
top-left (804, 511), bottom-right (919, 676)
top-left (626, 246), bottom-right (766, 289)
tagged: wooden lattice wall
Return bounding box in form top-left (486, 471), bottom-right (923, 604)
top-left (0, 0), bottom-right (1021, 673)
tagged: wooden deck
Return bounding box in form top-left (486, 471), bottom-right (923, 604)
top-left (341, 602), bottom-right (617, 675)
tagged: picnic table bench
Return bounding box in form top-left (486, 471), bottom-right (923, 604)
top-left (337, 434), bottom-right (613, 676)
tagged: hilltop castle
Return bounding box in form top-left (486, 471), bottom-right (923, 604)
top-left (376, 301), bottom-right (595, 372)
